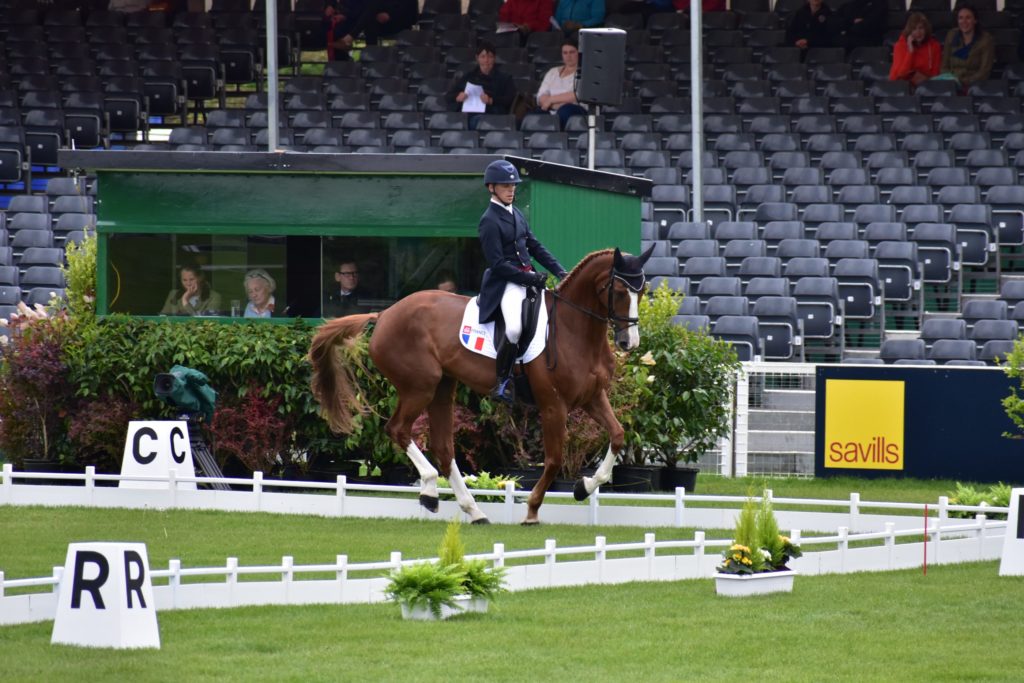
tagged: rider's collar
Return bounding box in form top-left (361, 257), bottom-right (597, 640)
top-left (490, 197), bottom-right (513, 213)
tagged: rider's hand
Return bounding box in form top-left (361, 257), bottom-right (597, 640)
top-left (531, 272), bottom-right (549, 288)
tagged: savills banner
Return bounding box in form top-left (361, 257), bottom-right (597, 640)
top-left (824, 379), bottom-right (905, 471)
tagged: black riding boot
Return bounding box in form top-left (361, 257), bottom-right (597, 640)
top-left (491, 335), bottom-right (517, 404)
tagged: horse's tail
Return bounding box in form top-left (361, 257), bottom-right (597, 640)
top-left (308, 313), bottom-right (379, 434)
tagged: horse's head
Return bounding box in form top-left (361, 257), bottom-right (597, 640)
top-left (609, 244), bottom-right (656, 351)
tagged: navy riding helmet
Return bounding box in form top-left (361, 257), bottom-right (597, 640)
top-left (483, 159), bottom-right (522, 186)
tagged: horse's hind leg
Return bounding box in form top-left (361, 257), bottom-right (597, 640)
top-left (428, 377), bottom-right (489, 524)
top-left (385, 390), bottom-right (441, 513)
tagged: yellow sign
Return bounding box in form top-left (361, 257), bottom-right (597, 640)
top-left (824, 379), bottom-right (905, 470)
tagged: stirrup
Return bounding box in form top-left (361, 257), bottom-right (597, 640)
top-left (491, 378), bottom-right (515, 404)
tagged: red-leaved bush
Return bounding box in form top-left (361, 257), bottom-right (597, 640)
top-left (210, 386), bottom-right (292, 473)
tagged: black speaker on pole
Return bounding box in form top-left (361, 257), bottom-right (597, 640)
top-left (576, 28), bottom-right (627, 106)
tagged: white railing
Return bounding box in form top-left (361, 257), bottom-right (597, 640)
top-left (0, 514), bottom-right (1005, 626)
top-left (0, 464), bottom-right (1006, 534)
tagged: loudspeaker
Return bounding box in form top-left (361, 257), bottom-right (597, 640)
top-left (577, 28), bottom-right (627, 106)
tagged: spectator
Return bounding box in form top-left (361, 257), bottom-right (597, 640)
top-left (537, 37), bottom-right (588, 129)
top-left (617, 0), bottom-right (675, 25)
top-left (445, 41), bottom-right (517, 130)
top-left (785, 0), bottom-right (835, 55)
top-left (672, 0), bottom-right (726, 11)
top-left (477, 160), bottom-right (568, 403)
top-left (499, 0), bottom-right (555, 35)
top-left (160, 265), bottom-right (223, 316)
top-left (436, 271), bottom-right (459, 293)
top-left (324, 0), bottom-right (365, 61)
top-left (939, 3), bottom-right (995, 88)
top-left (554, 0), bottom-right (605, 33)
top-left (889, 13), bottom-right (942, 87)
top-left (243, 269), bottom-right (277, 318)
top-left (323, 260), bottom-right (365, 318)
top-left (325, 0), bottom-right (418, 59)
top-left (834, 0), bottom-right (887, 51)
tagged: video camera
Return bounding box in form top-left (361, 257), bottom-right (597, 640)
top-left (153, 365), bottom-right (218, 424)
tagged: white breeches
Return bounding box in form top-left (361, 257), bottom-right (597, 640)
top-left (500, 281), bottom-right (527, 343)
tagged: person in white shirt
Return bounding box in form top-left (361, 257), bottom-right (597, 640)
top-left (536, 37), bottom-right (587, 130)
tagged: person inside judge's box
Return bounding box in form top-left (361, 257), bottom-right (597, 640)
top-left (323, 260), bottom-right (366, 318)
top-left (160, 264), bottom-right (223, 316)
top-left (243, 268), bottom-right (278, 318)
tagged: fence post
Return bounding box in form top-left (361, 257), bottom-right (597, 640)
top-left (85, 466), bottom-right (95, 501)
top-left (503, 481), bottom-right (516, 523)
top-left (390, 551), bottom-right (402, 573)
top-left (2, 463), bottom-right (12, 504)
top-left (694, 531), bottom-right (705, 578)
top-left (674, 487), bottom-right (686, 527)
top-left (884, 522), bottom-right (895, 569)
top-left (492, 543), bottom-right (505, 569)
top-left (336, 475), bottom-right (347, 517)
top-left (336, 554), bottom-right (347, 602)
top-left (588, 488), bottom-right (599, 525)
top-left (0, 570), bottom-right (4, 598)
top-left (52, 566), bottom-right (63, 594)
top-left (282, 556), bottom-right (294, 603)
top-left (976, 514), bottom-right (988, 558)
top-left (645, 532), bottom-right (656, 579)
top-left (849, 492), bottom-right (860, 530)
top-left (545, 539), bottom-right (556, 587)
top-left (169, 559), bottom-right (181, 608)
top-left (253, 471), bottom-right (264, 511)
top-left (838, 526), bottom-right (849, 572)
top-left (595, 536), bottom-right (606, 582)
top-left (226, 557), bottom-right (238, 606)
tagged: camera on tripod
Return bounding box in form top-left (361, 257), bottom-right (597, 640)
top-left (153, 365), bottom-right (217, 424)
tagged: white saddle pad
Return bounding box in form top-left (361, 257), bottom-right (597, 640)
top-left (459, 294), bottom-right (548, 363)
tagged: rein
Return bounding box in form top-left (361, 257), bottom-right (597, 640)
top-left (545, 262), bottom-right (646, 370)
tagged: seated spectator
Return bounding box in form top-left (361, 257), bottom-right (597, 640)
top-left (325, 0), bottom-right (418, 60)
top-left (554, 0), bottom-right (605, 34)
top-left (617, 0), bottom-right (675, 24)
top-left (445, 41), bottom-right (517, 130)
top-left (436, 271), bottom-right (459, 293)
top-left (499, 0), bottom-right (554, 35)
top-left (323, 260), bottom-right (366, 318)
top-left (672, 0), bottom-right (726, 11)
top-left (834, 0), bottom-right (887, 50)
top-left (939, 3), bottom-right (994, 88)
top-left (160, 265), bottom-right (223, 316)
top-left (889, 13), bottom-right (942, 87)
top-left (785, 0), bottom-right (835, 55)
top-left (243, 269), bottom-right (277, 318)
top-left (537, 37), bottom-right (588, 130)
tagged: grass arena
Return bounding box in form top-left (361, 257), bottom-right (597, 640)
top-left (1, 474), bottom-right (1022, 682)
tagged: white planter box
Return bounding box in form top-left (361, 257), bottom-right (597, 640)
top-left (714, 570), bottom-right (796, 597)
top-left (399, 595), bottom-right (489, 621)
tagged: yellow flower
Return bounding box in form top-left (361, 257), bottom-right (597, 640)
top-left (741, 557), bottom-right (752, 565)
top-left (639, 351), bottom-right (656, 366)
top-left (779, 535), bottom-right (790, 544)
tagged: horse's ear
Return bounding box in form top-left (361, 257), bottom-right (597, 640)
top-left (639, 243), bottom-right (656, 264)
top-left (613, 247), bottom-right (625, 269)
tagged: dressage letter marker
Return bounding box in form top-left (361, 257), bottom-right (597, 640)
top-left (998, 489), bottom-right (1024, 576)
top-left (51, 542), bottom-right (160, 649)
top-left (119, 421), bottom-right (197, 489)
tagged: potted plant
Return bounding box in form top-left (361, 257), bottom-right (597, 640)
top-left (615, 284), bottom-right (742, 492)
top-left (384, 518), bottom-right (506, 620)
top-left (715, 492), bottom-right (802, 597)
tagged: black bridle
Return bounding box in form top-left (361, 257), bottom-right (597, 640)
top-left (545, 261), bottom-right (647, 369)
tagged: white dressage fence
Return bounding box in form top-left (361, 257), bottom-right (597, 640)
top-left (0, 464), bottom-right (1008, 626)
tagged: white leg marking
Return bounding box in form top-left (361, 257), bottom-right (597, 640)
top-left (627, 291), bottom-right (640, 350)
top-left (448, 461), bottom-right (489, 523)
top-left (583, 443), bottom-right (618, 495)
top-left (406, 442), bottom-right (438, 499)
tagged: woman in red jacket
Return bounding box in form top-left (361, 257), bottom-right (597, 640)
top-left (499, 0), bottom-right (553, 34)
top-left (889, 12), bottom-right (942, 87)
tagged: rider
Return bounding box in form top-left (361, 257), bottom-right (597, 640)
top-left (477, 159), bottom-right (568, 403)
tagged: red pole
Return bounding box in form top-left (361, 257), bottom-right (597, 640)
top-left (923, 503), bottom-right (928, 576)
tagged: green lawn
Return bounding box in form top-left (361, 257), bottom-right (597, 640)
top-left (0, 561), bottom-right (1019, 682)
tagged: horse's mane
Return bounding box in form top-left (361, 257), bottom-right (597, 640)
top-left (555, 249), bottom-right (614, 293)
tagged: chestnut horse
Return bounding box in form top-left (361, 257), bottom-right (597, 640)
top-left (308, 246), bottom-right (655, 524)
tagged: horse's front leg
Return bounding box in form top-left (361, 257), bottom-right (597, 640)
top-left (574, 390), bottom-right (625, 501)
top-left (523, 403), bottom-right (568, 525)
top-left (428, 377), bottom-right (489, 523)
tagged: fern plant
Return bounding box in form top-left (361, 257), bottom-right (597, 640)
top-left (383, 562), bottom-right (465, 619)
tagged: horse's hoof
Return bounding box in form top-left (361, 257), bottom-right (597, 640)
top-left (471, 517), bottom-right (491, 525)
top-left (419, 495), bottom-right (439, 513)
top-left (573, 479), bottom-right (590, 502)
top-left (520, 518), bottom-right (540, 526)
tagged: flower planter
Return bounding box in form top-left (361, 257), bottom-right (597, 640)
top-left (658, 465), bottom-right (699, 492)
top-left (610, 464), bottom-right (660, 493)
top-left (399, 595), bottom-right (488, 621)
top-left (714, 570), bottom-right (796, 597)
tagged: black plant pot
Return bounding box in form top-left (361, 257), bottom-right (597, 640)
top-left (497, 466), bottom-right (544, 490)
top-left (308, 459), bottom-right (362, 482)
top-left (20, 458), bottom-right (63, 486)
top-left (609, 464), bottom-right (660, 493)
top-left (658, 465), bottom-right (699, 493)
top-left (380, 464), bottom-right (419, 486)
